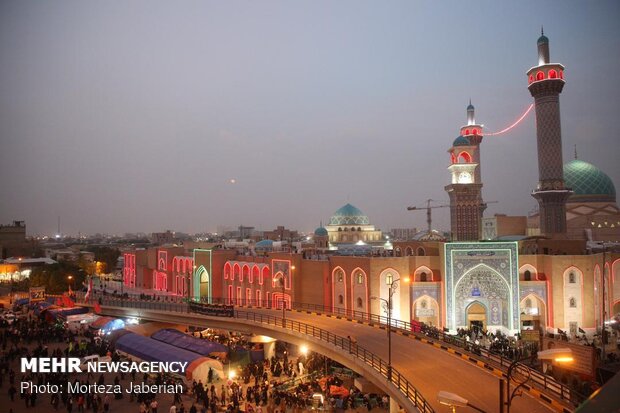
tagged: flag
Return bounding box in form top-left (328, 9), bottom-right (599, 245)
top-left (94, 302), bottom-right (101, 314)
top-left (62, 294), bottom-right (75, 308)
top-left (84, 278), bottom-right (93, 303)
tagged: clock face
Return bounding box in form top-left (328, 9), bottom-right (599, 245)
top-left (458, 171), bottom-right (472, 184)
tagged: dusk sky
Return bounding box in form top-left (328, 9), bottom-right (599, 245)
top-left (1, 1), bottom-right (619, 236)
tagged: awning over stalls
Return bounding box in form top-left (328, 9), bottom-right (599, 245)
top-left (151, 329), bottom-right (228, 357)
top-left (89, 316), bottom-right (115, 330)
top-left (44, 306), bottom-right (88, 321)
top-left (55, 306), bottom-right (88, 320)
top-left (112, 331), bottom-right (202, 365)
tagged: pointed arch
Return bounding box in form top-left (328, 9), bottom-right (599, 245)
top-left (232, 262), bottom-right (240, 281)
top-left (350, 267), bottom-right (368, 315)
top-left (224, 262), bottom-right (232, 280)
top-left (251, 265), bottom-right (260, 284)
top-left (379, 268), bottom-right (402, 322)
top-left (454, 263), bottom-right (513, 330)
top-left (414, 266), bottom-right (434, 282)
top-left (520, 293), bottom-right (547, 330)
top-left (241, 263), bottom-right (250, 282)
top-left (405, 247), bottom-right (414, 256)
top-left (412, 294), bottom-right (439, 327)
top-left (261, 266), bottom-right (270, 286)
top-left (331, 266), bottom-right (347, 312)
top-left (457, 151), bottom-right (472, 163)
top-left (519, 264), bottom-right (538, 281)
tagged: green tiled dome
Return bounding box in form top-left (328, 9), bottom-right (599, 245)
top-left (564, 160), bottom-right (616, 202)
top-left (453, 135), bottom-right (470, 147)
top-left (314, 226), bottom-right (328, 236)
top-left (329, 203), bottom-right (370, 226)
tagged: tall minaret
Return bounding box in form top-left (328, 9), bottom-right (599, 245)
top-left (445, 102), bottom-right (486, 241)
top-left (527, 29), bottom-right (572, 237)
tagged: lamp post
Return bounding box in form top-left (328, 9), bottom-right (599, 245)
top-left (438, 391), bottom-right (486, 413)
top-left (371, 275), bottom-right (410, 382)
top-left (504, 348), bottom-right (573, 413)
top-left (67, 275), bottom-right (73, 292)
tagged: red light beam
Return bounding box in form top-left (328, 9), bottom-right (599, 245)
top-left (485, 103), bottom-right (534, 136)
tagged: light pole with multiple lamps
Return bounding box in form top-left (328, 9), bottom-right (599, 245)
top-left (371, 275), bottom-right (410, 381)
top-left (438, 348), bottom-right (573, 413)
top-left (437, 391), bottom-right (486, 413)
top-left (504, 348), bottom-right (573, 413)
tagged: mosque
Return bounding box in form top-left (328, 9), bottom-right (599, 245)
top-left (123, 33), bottom-right (620, 372)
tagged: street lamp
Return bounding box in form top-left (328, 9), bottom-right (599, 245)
top-left (67, 275), bottom-right (73, 292)
top-left (438, 391), bottom-right (486, 413)
top-left (371, 275), bottom-right (410, 381)
top-left (504, 348), bottom-right (573, 413)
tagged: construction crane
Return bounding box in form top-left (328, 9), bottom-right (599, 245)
top-left (407, 199), bottom-right (500, 234)
top-left (407, 199), bottom-right (450, 234)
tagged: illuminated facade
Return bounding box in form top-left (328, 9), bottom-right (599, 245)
top-left (121, 32), bottom-right (620, 341)
top-left (528, 30), bottom-right (572, 237)
top-left (445, 103), bottom-right (486, 241)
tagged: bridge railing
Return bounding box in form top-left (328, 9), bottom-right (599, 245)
top-left (78, 293), bottom-right (579, 405)
top-left (207, 298), bottom-right (580, 405)
top-left (235, 310), bottom-right (434, 413)
top-left (77, 293), bottom-right (434, 413)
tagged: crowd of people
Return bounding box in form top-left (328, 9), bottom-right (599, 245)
top-left (0, 302), bottom-right (391, 412)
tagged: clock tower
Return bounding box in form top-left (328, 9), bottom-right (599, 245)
top-left (445, 102), bottom-right (486, 241)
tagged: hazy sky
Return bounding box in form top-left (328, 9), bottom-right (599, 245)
top-left (1, 1), bottom-right (619, 236)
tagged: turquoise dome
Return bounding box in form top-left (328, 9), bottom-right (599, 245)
top-left (255, 239), bottom-right (274, 249)
top-left (329, 203), bottom-right (370, 226)
top-left (453, 135), bottom-right (470, 147)
top-left (564, 160), bottom-right (616, 202)
top-left (314, 227), bottom-right (328, 236)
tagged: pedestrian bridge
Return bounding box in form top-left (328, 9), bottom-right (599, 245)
top-left (81, 297), bottom-right (572, 413)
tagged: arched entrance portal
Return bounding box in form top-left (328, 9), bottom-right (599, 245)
top-left (520, 294), bottom-right (546, 332)
top-left (412, 295), bottom-right (439, 327)
top-left (466, 302), bottom-right (487, 331)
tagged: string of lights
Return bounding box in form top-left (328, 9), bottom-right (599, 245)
top-left (485, 103), bottom-right (534, 136)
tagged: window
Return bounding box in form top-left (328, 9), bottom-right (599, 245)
top-left (357, 297), bottom-right (363, 308)
top-left (569, 272), bottom-right (576, 284)
top-left (569, 297), bottom-right (576, 308)
top-left (524, 270), bottom-right (531, 281)
top-left (417, 247), bottom-right (425, 256)
top-left (357, 272), bottom-right (364, 284)
top-left (338, 295), bottom-right (344, 305)
top-left (548, 69), bottom-right (557, 79)
top-left (536, 71), bottom-right (544, 81)
top-left (420, 272), bottom-right (427, 282)
top-left (525, 298), bottom-right (532, 308)
top-left (385, 273), bottom-right (393, 286)
top-left (336, 270), bottom-right (344, 282)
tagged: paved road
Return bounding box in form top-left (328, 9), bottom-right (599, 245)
top-left (92, 300), bottom-right (560, 413)
top-left (246, 308), bottom-right (555, 413)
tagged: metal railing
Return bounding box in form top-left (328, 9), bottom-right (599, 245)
top-left (77, 293), bottom-right (434, 413)
top-left (206, 298), bottom-right (581, 405)
top-left (79, 292), bottom-right (581, 406)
